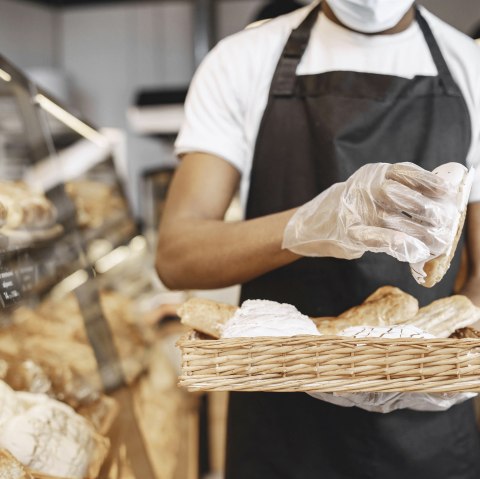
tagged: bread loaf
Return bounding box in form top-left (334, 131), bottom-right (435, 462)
top-left (178, 298), bottom-right (237, 338)
top-left (405, 295), bottom-right (480, 338)
top-left (314, 286), bottom-right (418, 335)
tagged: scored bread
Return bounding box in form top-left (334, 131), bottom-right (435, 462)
top-left (178, 298), bottom-right (237, 339)
top-left (405, 295), bottom-right (480, 338)
top-left (411, 163), bottom-right (474, 288)
top-left (313, 286), bottom-right (418, 335)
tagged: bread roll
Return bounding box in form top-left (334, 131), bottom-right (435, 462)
top-left (411, 163), bottom-right (474, 288)
top-left (405, 295), bottom-right (480, 338)
top-left (450, 327), bottom-right (480, 339)
top-left (178, 298), bottom-right (237, 339)
top-left (314, 286), bottom-right (418, 335)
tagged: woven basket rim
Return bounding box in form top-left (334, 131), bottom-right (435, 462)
top-left (177, 330), bottom-right (480, 346)
top-left (178, 329), bottom-right (480, 393)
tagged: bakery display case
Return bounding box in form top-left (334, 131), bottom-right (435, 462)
top-left (0, 54), bottom-right (196, 479)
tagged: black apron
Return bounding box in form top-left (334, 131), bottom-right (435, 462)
top-left (225, 4), bottom-right (480, 479)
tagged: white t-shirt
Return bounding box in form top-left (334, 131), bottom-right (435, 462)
top-left (175, 2), bottom-right (480, 209)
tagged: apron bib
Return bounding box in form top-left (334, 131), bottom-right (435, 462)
top-left (226, 4), bottom-right (480, 478)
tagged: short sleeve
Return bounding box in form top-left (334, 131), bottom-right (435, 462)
top-left (468, 52), bottom-right (480, 203)
top-left (174, 39), bottom-right (248, 174)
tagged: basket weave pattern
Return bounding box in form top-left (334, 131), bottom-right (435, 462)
top-left (178, 333), bottom-right (480, 393)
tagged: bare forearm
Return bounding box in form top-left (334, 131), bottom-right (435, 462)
top-left (460, 203), bottom-right (480, 307)
top-left (156, 209), bottom-right (300, 290)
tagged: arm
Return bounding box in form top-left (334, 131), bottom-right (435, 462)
top-left (156, 153), bottom-right (301, 290)
top-left (460, 202), bottom-right (480, 307)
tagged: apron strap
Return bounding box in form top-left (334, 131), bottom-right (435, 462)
top-left (415, 7), bottom-right (459, 95)
top-left (271, 2), bottom-right (321, 97)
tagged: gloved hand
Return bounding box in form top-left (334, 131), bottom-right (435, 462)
top-left (282, 162), bottom-right (458, 263)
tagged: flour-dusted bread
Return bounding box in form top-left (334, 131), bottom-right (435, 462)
top-left (314, 286), bottom-right (418, 335)
top-left (410, 163), bottom-right (474, 288)
top-left (0, 393), bottom-right (109, 479)
top-left (405, 295), bottom-right (480, 338)
top-left (178, 298), bottom-right (237, 339)
top-left (0, 449), bottom-right (33, 479)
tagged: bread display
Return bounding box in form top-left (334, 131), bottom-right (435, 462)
top-left (178, 297), bottom-right (237, 339)
top-left (65, 180), bottom-right (126, 230)
top-left (179, 287), bottom-right (480, 342)
top-left (0, 289), bottom-right (148, 398)
top-left (404, 295), bottom-right (480, 338)
top-left (0, 181), bottom-right (58, 230)
top-left (314, 286), bottom-right (418, 335)
top-left (0, 181), bottom-right (62, 243)
top-left (0, 381), bottom-right (108, 479)
top-left (410, 163), bottom-right (474, 288)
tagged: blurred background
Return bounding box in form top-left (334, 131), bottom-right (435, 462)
top-left (1, 0), bottom-right (478, 220)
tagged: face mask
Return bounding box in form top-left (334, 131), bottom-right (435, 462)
top-left (326, 0), bottom-right (415, 34)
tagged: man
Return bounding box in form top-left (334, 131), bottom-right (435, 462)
top-left (157, 1), bottom-right (480, 477)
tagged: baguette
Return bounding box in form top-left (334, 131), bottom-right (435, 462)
top-left (405, 295), bottom-right (480, 338)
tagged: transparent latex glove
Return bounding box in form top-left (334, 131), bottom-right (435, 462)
top-left (282, 162), bottom-right (458, 263)
top-left (307, 391), bottom-right (477, 413)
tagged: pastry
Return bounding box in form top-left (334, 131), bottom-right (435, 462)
top-left (0, 392), bottom-right (109, 479)
top-left (314, 286), bottom-right (418, 335)
top-left (410, 163), bottom-right (474, 288)
top-left (221, 299), bottom-right (320, 338)
top-left (449, 327), bottom-right (480, 339)
top-left (0, 181), bottom-right (57, 231)
top-left (178, 298), bottom-right (237, 338)
top-left (405, 295), bottom-right (480, 338)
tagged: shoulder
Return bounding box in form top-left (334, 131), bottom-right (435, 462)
top-left (210, 3), bottom-right (317, 68)
top-left (420, 7), bottom-right (480, 73)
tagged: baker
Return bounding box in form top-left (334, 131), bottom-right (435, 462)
top-left (156, 1), bottom-right (480, 477)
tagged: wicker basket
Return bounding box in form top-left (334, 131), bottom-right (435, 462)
top-left (178, 332), bottom-right (480, 393)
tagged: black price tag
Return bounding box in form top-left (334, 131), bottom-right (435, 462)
top-left (18, 264), bottom-right (36, 293)
top-left (0, 269), bottom-right (22, 307)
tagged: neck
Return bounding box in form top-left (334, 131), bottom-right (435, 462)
top-left (322, 2), bottom-right (416, 35)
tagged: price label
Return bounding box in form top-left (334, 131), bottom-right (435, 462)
top-left (18, 265), bottom-right (36, 293)
top-left (0, 269), bottom-right (22, 307)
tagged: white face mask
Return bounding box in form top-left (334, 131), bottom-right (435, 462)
top-left (326, 0), bottom-right (415, 34)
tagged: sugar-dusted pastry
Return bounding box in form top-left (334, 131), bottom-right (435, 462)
top-left (339, 325), bottom-right (434, 339)
top-left (221, 299), bottom-right (320, 338)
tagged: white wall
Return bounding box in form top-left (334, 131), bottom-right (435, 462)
top-left (0, 0), bottom-right (57, 70)
top-left (422, 0), bottom-right (479, 35)
top-left (60, 1), bottom-right (194, 212)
